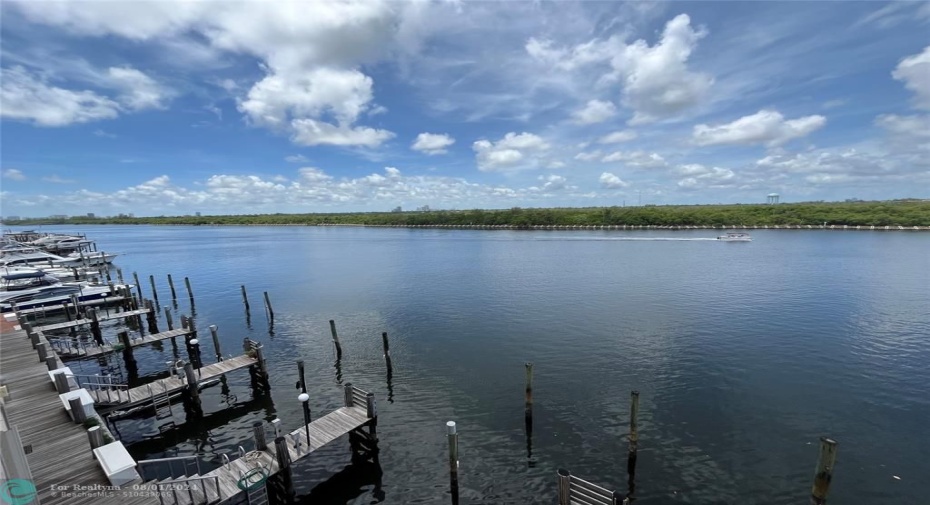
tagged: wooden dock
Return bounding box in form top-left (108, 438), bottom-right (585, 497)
top-left (6, 296), bottom-right (129, 318)
top-left (84, 354), bottom-right (258, 409)
top-left (147, 386), bottom-right (377, 504)
top-left (0, 326), bottom-right (158, 505)
top-left (32, 307), bottom-right (152, 332)
top-left (48, 328), bottom-right (193, 359)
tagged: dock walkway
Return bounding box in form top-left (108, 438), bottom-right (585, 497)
top-left (48, 328), bottom-right (193, 359)
top-left (33, 307), bottom-right (152, 332)
top-left (0, 326), bottom-right (158, 505)
top-left (150, 387), bottom-right (376, 504)
top-left (85, 354), bottom-right (258, 409)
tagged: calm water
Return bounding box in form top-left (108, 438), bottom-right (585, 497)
top-left (22, 225), bottom-right (930, 504)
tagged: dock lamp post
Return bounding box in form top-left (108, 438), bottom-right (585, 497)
top-left (298, 393), bottom-right (311, 446)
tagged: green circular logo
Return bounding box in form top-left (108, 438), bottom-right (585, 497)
top-left (0, 479), bottom-right (36, 505)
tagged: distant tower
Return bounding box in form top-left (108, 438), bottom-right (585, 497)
top-left (767, 193), bottom-right (780, 204)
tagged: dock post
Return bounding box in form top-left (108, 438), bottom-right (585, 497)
top-left (255, 344), bottom-right (268, 378)
top-left (329, 320), bottom-right (342, 358)
top-left (46, 355), bottom-right (59, 372)
top-left (69, 397), bottom-right (87, 423)
top-left (628, 390), bottom-right (640, 500)
top-left (184, 277), bottom-right (194, 305)
top-left (381, 332), bottom-right (392, 372)
top-left (263, 291), bottom-right (274, 321)
top-left (87, 426), bottom-right (105, 452)
top-left (447, 421), bottom-right (459, 505)
top-left (366, 393), bottom-right (378, 441)
top-left (344, 383), bottom-right (354, 407)
top-left (104, 268), bottom-right (112, 282)
top-left (116, 268), bottom-right (124, 285)
top-left (63, 301), bottom-right (73, 322)
top-left (144, 300), bottom-right (159, 333)
top-left (165, 308), bottom-right (174, 330)
top-left (118, 331), bottom-right (133, 358)
top-left (296, 360), bottom-right (308, 394)
top-left (89, 308), bottom-right (103, 345)
top-left (274, 437), bottom-right (293, 496)
top-left (132, 272), bottom-right (143, 301)
top-left (525, 362), bottom-right (533, 412)
top-left (36, 342), bottom-right (48, 362)
top-left (557, 469), bottom-right (571, 505)
top-left (54, 373), bottom-right (71, 394)
top-left (810, 437), bottom-right (838, 504)
top-left (167, 274), bottom-right (177, 300)
top-left (148, 275), bottom-right (159, 303)
top-left (241, 285), bottom-right (250, 313)
top-left (29, 330), bottom-right (40, 349)
top-left (209, 325), bottom-right (222, 361)
top-left (253, 421), bottom-right (268, 451)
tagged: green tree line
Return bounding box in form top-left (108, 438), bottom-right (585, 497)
top-left (5, 200), bottom-right (929, 228)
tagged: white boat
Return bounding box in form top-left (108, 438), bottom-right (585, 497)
top-left (0, 247), bottom-right (116, 268)
top-left (717, 232), bottom-right (752, 242)
top-left (0, 272), bottom-right (131, 313)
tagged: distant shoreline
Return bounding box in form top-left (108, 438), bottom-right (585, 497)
top-left (4, 200), bottom-right (929, 229)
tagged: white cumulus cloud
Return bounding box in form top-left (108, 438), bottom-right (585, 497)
top-left (0, 66), bottom-right (120, 126)
top-left (2, 169), bottom-right (27, 181)
top-left (892, 45), bottom-right (930, 110)
top-left (571, 99), bottom-right (617, 124)
top-left (411, 133), bottom-right (455, 155)
top-left (106, 66), bottom-right (170, 110)
top-left (597, 130), bottom-right (638, 144)
top-left (692, 110), bottom-right (826, 147)
top-left (599, 172), bottom-right (629, 189)
top-left (473, 132), bottom-right (550, 171)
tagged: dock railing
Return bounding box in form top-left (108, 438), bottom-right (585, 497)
top-left (557, 469), bottom-right (622, 505)
top-left (67, 373), bottom-right (129, 402)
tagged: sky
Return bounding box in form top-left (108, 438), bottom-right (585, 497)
top-left (0, 0), bottom-right (928, 217)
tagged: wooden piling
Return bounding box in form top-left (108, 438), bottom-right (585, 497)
top-left (69, 397), bottom-right (87, 423)
top-left (447, 421), bottom-right (459, 505)
top-left (629, 390), bottom-right (639, 450)
top-left (167, 274), bottom-right (177, 300)
top-left (46, 355), bottom-right (59, 372)
top-left (209, 325), bottom-right (222, 361)
top-left (132, 272), bottom-right (143, 301)
top-left (274, 436), bottom-right (292, 477)
top-left (183, 362), bottom-right (201, 410)
top-left (253, 421), bottom-right (267, 451)
top-left (344, 383), bottom-right (354, 407)
top-left (329, 320), bottom-right (342, 358)
top-left (241, 285), bottom-right (250, 312)
top-left (810, 437), bottom-right (838, 504)
top-left (557, 469), bottom-right (571, 505)
top-left (116, 268), bottom-right (124, 285)
top-left (297, 360), bottom-right (308, 394)
top-left (87, 426), bottom-right (105, 452)
top-left (184, 276), bottom-right (194, 304)
top-left (263, 291), bottom-right (274, 321)
top-left (118, 331), bottom-right (133, 359)
top-left (525, 363), bottom-right (534, 410)
top-left (144, 299), bottom-right (159, 333)
top-left (89, 308), bottom-right (103, 345)
top-left (29, 331), bottom-right (40, 349)
top-left (381, 332), bottom-right (392, 371)
top-left (36, 342), bottom-right (48, 362)
top-left (165, 308), bottom-right (174, 330)
top-left (148, 275), bottom-right (159, 303)
top-left (54, 373), bottom-right (71, 394)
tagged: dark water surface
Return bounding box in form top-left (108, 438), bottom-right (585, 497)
top-left (24, 226), bottom-right (930, 504)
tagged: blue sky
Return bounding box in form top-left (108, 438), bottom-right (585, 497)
top-left (1, 0), bottom-right (928, 217)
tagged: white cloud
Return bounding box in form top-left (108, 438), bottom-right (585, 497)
top-left (93, 129), bottom-right (117, 138)
top-left (412, 133), bottom-right (455, 155)
top-left (610, 14), bottom-right (713, 124)
top-left (571, 99), bottom-right (617, 124)
top-left (473, 132), bottom-right (550, 171)
top-left (285, 154), bottom-right (309, 163)
top-left (42, 175), bottom-right (76, 184)
top-left (536, 175), bottom-right (569, 192)
top-left (599, 172), bottom-right (629, 189)
top-left (892, 45), bottom-right (930, 111)
top-left (574, 150), bottom-right (603, 161)
top-left (2, 169), bottom-right (26, 181)
top-left (673, 164), bottom-right (736, 190)
top-left (290, 118), bottom-right (394, 148)
top-left (106, 66), bottom-right (169, 110)
top-left (597, 130), bottom-right (637, 144)
top-left (692, 110), bottom-right (826, 147)
top-left (601, 150), bottom-right (667, 168)
top-left (0, 66), bottom-right (120, 126)
top-left (875, 114), bottom-right (930, 141)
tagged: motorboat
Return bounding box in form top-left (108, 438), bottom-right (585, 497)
top-left (0, 273), bottom-right (131, 312)
top-left (717, 232), bottom-right (752, 242)
top-left (0, 247), bottom-right (116, 268)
